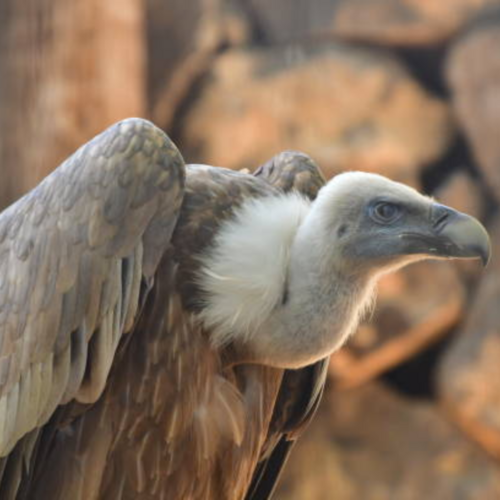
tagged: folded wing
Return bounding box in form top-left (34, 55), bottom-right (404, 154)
top-left (0, 118), bottom-right (185, 457)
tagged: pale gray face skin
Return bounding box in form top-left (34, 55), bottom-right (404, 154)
top-left (313, 173), bottom-right (491, 276)
top-left (340, 198), bottom-right (490, 266)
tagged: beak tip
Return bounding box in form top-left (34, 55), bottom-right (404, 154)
top-left (480, 242), bottom-right (492, 268)
top-left (431, 204), bottom-right (491, 268)
top-left (470, 224), bottom-right (491, 268)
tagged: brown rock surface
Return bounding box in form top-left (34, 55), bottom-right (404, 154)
top-left (438, 218), bottom-right (500, 459)
top-left (180, 44), bottom-right (453, 184)
top-left (331, 261), bottom-right (465, 389)
top-left (276, 383), bottom-right (500, 500)
top-left (246, 0), bottom-right (500, 47)
top-left (447, 14), bottom-right (500, 201)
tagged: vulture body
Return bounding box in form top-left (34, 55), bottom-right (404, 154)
top-left (0, 119), bottom-right (490, 499)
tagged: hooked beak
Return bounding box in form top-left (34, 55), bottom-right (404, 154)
top-left (404, 204), bottom-right (491, 266)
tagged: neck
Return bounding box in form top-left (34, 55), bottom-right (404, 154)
top-left (198, 193), bottom-right (377, 369)
top-left (246, 211), bottom-right (377, 368)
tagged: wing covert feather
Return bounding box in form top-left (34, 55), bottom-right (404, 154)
top-left (0, 118), bottom-right (185, 456)
top-left (254, 150), bottom-right (326, 200)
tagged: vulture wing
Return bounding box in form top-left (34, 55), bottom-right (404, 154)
top-left (0, 118), bottom-right (185, 494)
top-left (0, 126), bottom-right (331, 499)
top-left (246, 151), bottom-right (329, 500)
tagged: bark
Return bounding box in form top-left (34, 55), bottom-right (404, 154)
top-left (0, 0), bottom-right (145, 208)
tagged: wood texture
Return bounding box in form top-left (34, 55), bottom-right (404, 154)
top-left (0, 0), bottom-right (145, 208)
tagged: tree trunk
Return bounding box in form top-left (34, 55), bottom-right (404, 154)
top-left (0, 0), bottom-right (145, 208)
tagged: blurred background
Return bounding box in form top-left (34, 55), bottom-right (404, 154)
top-left (1, 0), bottom-right (500, 498)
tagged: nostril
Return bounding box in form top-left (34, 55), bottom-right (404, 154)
top-left (434, 211), bottom-right (450, 231)
top-left (431, 204), bottom-right (454, 233)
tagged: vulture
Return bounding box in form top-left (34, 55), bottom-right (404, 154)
top-left (0, 118), bottom-right (490, 500)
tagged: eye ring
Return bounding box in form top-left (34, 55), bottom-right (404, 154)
top-left (370, 201), bottom-right (401, 224)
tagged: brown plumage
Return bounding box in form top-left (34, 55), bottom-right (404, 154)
top-left (0, 118), bottom-right (490, 499)
top-left (0, 119), bottom-right (329, 499)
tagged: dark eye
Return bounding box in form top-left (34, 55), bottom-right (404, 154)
top-left (370, 202), bottom-right (401, 224)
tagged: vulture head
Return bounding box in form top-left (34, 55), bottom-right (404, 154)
top-left (307, 171), bottom-right (491, 272)
top-left (200, 171), bottom-right (490, 370)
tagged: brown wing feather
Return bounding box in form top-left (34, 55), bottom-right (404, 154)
top-left (254, 150), bottom-right (326, 200)
top-left (4, 165), bottom-right (280, 500)
top-left (0, 118), bottom-right (185, 459)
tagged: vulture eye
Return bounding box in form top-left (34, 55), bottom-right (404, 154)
top-left (370, 201), bottom-right (401, 224)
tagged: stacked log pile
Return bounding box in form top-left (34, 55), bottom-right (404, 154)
top-left (152, 2), bottom-right (500, 497)
top-left (1, 0), bottom-right (500, 498)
